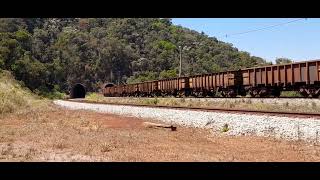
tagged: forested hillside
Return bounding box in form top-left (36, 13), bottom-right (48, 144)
top-left (0, 18), bottom-right (270, 94)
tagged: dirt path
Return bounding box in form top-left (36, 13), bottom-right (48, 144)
top-left (1, 105), bottom-right (320, 161)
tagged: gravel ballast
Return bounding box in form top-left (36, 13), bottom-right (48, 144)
top-left (54, 100), bottom-right (320, 143)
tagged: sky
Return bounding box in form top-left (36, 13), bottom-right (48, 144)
top-left (171, 18), bottom-right (320, 63)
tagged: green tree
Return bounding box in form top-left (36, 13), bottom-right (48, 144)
top-left (0, 18), bottom-right (270, 94)
top-left (275, 58), bottom-right (293, 64)
top-left (159, 69), bottom-right (177, 79)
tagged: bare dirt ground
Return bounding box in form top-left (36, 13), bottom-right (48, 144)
top-left (1, 105), bottom-right (320, 161)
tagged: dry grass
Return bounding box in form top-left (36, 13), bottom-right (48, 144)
top-left (1, 104), bottom-right (320, 161)
top-left (85, 93), bottom-right (320, 114)
top-left (281, 91), bottom-right (303, 98)
top-left (0, 70), bottom-right (49, 116)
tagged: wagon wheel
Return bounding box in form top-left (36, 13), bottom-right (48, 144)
top-left (227, 90), bottom-right (237, 98)
top-left (249, 90), bottom-right (256, 98)
top-left (310, 89), bottom-right (320, 98)
top-left (307, 88), bottom-right (320, 98)
top-left (258, 88), bottom-right (269, 97)
top-left (178, 90), bottom-right (185, 98)
top-left (194, 91), bottom-right (200, 98)
top-left (299, 87), bottom-right (309, 98)
top-left (220, 91), bottom-right (227, 98)
top-left (184, 90), bottom-right (190, 97)
top-left (273, 90), bottom-right (281, 98)
top-left (202, 91), bottom-right (208, 98)
top-left (207, 91), bottom-right (215, 97)
top-left (238, 89), bottom-right (247, 97)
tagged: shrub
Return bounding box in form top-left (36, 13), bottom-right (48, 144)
top-left (280, 91), bottom-right (302, 98)
top-left (152, 98), bottom-right (159, 105)
top-left (86, 93), bottom-right (104, 101)
top-left (221, 124), bottom-right (230, 132)
top-left (159, 69), bottom-right (177, 79)
top-left (143, 98), bottom-right (159, 105)
top-left (37, 90), bottom-right (67, 100)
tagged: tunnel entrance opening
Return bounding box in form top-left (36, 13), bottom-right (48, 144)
top-left (71, 84), bottom-right (86, 98)
top-left (105, 83), bottom-right (114, 88)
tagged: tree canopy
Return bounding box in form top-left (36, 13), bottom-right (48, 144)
top-left (275, 58), bottom-right (293, 64)
top-left (0, 18), bottom-right (272, 94)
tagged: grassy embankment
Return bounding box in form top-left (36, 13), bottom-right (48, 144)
top-left (0, 70), bottom-right (51, 116)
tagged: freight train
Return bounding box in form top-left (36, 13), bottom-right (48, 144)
top-left (103, 59), bottom-right (320, 98)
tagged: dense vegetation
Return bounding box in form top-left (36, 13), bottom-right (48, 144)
top-left (0, 18), bottom-right (276, 94)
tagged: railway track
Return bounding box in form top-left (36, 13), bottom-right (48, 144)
top-left (66, 99), bottom-right (320, 119)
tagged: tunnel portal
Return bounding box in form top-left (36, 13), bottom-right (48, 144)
top-left (70, 83), bottom-right (86, 98)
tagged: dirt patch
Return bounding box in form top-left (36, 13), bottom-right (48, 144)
top-left (1, 105), bottom-right (320, 161)
top-left (79, 112), bottom-right (144, 129)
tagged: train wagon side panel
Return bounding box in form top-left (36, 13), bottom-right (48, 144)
top-left (274, 61), bottom-right (320, 85)
top-left (158, 81), bottom-right (162, 91)
top-left (110, 86), bottom-right (116, 96)
top-left (131, 84), bottom-right (137, 94)
top-left (176, 77), bottom-right (189, 90)
top-left (126, 84), bottom-right (133, 94)
top-left (104, 87), bottom-right (111, 96)
top-left (212, 74), bottom-right (216, 87)
top-left (115, 85), bottom-right (121, 95)
top-left (308, 61), bottom-right (319, 84)
top-left (242, 71), bottom-right (250, 86)
top-left (118, 85), bottom-right (125, 95)
top-left (189, 77), bottom-right (194, 89)
top-left (201, 75), bottom-right (205, 89)
top-left (192, 76), bottom-right (196, 89)
top-left (152, 81), bottom-right (158, 92)
top-left (241, 60), bottom-right (320, 87)
top-left (173, 79), bottom-right (177, 90)
top-left (190, 76), bottom-right (195, 89)
top-left (137, 83), bottom-right (142, 93)
top-left (223, 73), bottom-right (228, 87)
top-left (227, 72), bottom-right (235, 87)
top-left (219, 73), bottom-right (224, 87)
top-left (256, 69), bottom-right (262, 85)
top-left (183, 77), bottom-right (190, 89)
top-left (179, 78), bottom-right (184, 89)
top-left (175, 78), bottom-right (179, 90)
top-left (266, 67), bottom-right (272, 85)
top-left (293, 64), bottom-right (301, 83)
top-left (286, 65), bottom-right (292, 84)
top-left (208, 74), bottom-right (213, 90)
top-left (158, 79), bottom-right (167, 92)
